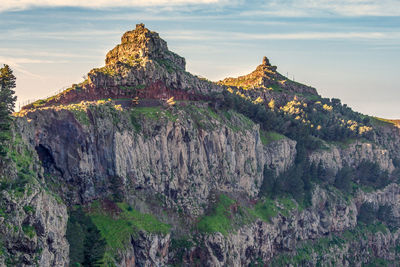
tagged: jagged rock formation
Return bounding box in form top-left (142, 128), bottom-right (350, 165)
top-left (105, 23), bottom-right (186, 69)
top-left (4, 24), bottom-right (400, 266)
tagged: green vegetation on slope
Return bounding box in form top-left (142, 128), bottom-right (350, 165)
top-left (67, 199), bottom-right (170, 266)
top-left (196, 194), bottom-right (237, 236)
top-left (0, 134), bottom-right (36, 197)
top-left (197, 194), bottom-right (297, 236)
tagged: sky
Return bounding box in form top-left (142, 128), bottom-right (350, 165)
top-left (0, 0), bottom-right (399, 118)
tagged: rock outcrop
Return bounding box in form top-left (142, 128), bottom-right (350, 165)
top-left (105, 23), bottom-right (185, 69)
top-left (196, 185), bottom-right (358, 266)
top-left (219, 56), bottom-right (317, 95)
top-left (309, 140), bottom-right (395, 174)
top-left (263, 136), bottom-right (296, 175)
top-left (120, 232), bottom-right (171, 267)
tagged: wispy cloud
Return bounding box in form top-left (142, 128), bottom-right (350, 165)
top-left (253, 0), bottom-right (400, 17)
top-left (1, 0), bottom-right (399, 17)
top-left (164, 30), bottom-right (396, 41)
top-left (0, 56), bottom-right (59, 78)
top-left (0, 48), bottom-right (99, 59)
top-left (0, 0), bottom-right (221, 12)
top-left (3, 28), bottom-right (122, 40)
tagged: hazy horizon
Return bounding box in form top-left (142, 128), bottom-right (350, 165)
top-left (1, 0), bottom-right (399, 118)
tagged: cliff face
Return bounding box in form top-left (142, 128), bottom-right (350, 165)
top-left (5, 24), bottom-right (400, 266)
top-left (201, 184), bottom-right (400, 267)
top-left (12, 101), bottom-right (400, 266)
top-left (15, 103), bottom-right (298, 216)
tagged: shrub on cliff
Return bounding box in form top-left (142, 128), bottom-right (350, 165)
top-left (334, 165), bottom-right (352, 193)
top-left (357, 202), bottom-right (376, 224)
top-left (356, 160), bottom-right (390, 188)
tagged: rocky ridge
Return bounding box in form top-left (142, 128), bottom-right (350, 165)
top-left (219, 56), bottom-right (317, 96)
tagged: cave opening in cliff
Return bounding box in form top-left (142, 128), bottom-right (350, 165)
top-left (35, 144), bottom-right (57, 173)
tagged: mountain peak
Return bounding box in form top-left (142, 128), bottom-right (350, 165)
top-left (262, 56), bottom-right (270, 66)
top-left (105, 23), bottom-right (185, 69)
top-left (219, 56), bottom-right (278, 88)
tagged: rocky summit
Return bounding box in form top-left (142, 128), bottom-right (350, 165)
top-left (1, 24), bottom-right (400, 267)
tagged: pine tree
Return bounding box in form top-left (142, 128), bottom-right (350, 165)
top-left (0, 64), bottom-right (17, 157)
top-left (0, 64), bottom-right (17, 113)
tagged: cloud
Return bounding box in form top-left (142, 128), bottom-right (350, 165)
top-left (255, 0), bottom-right (400, 17)
top-left (0, 0), bottom-right (221, 12)
top-left (2, 0), bottom-right (398, 17)
top-left (0, 48), bottom-right (99, 59)
top-left (164, 30), bottom-right (395, 41)
top-left (0, 56), bottom-right (59, 78)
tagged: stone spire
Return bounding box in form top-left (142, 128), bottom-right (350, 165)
top-left (105, 23), bottom-right (185, 69)
top-left (262, 56), bottom-right (271, 66)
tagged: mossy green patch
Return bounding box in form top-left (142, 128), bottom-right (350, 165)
top-left (22, 225), bottom-right (36, 238)
top-left (370, 117), bottom-right (396, 127)
top-left (131, 106), bottom-right (162, 120)
top-left (277, 197), bottom-right (296, 217)
top-left (260, 131), bottom-right (285, 145)
top-left (248, 198), bottom-right (279, 222)
top-left (23, 205), bottom-right (35, 214)
top-left (89, 201), bottom-right (170, 251)
top-left (1, 134), bottom-right (36, 195)
top-left (71, 109), bottom-right (90, 126)
top-left (197, 194), bottom-right (237, 236)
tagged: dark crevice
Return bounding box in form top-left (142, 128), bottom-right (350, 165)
top-left (35, 144), bottom-right (62, 175)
